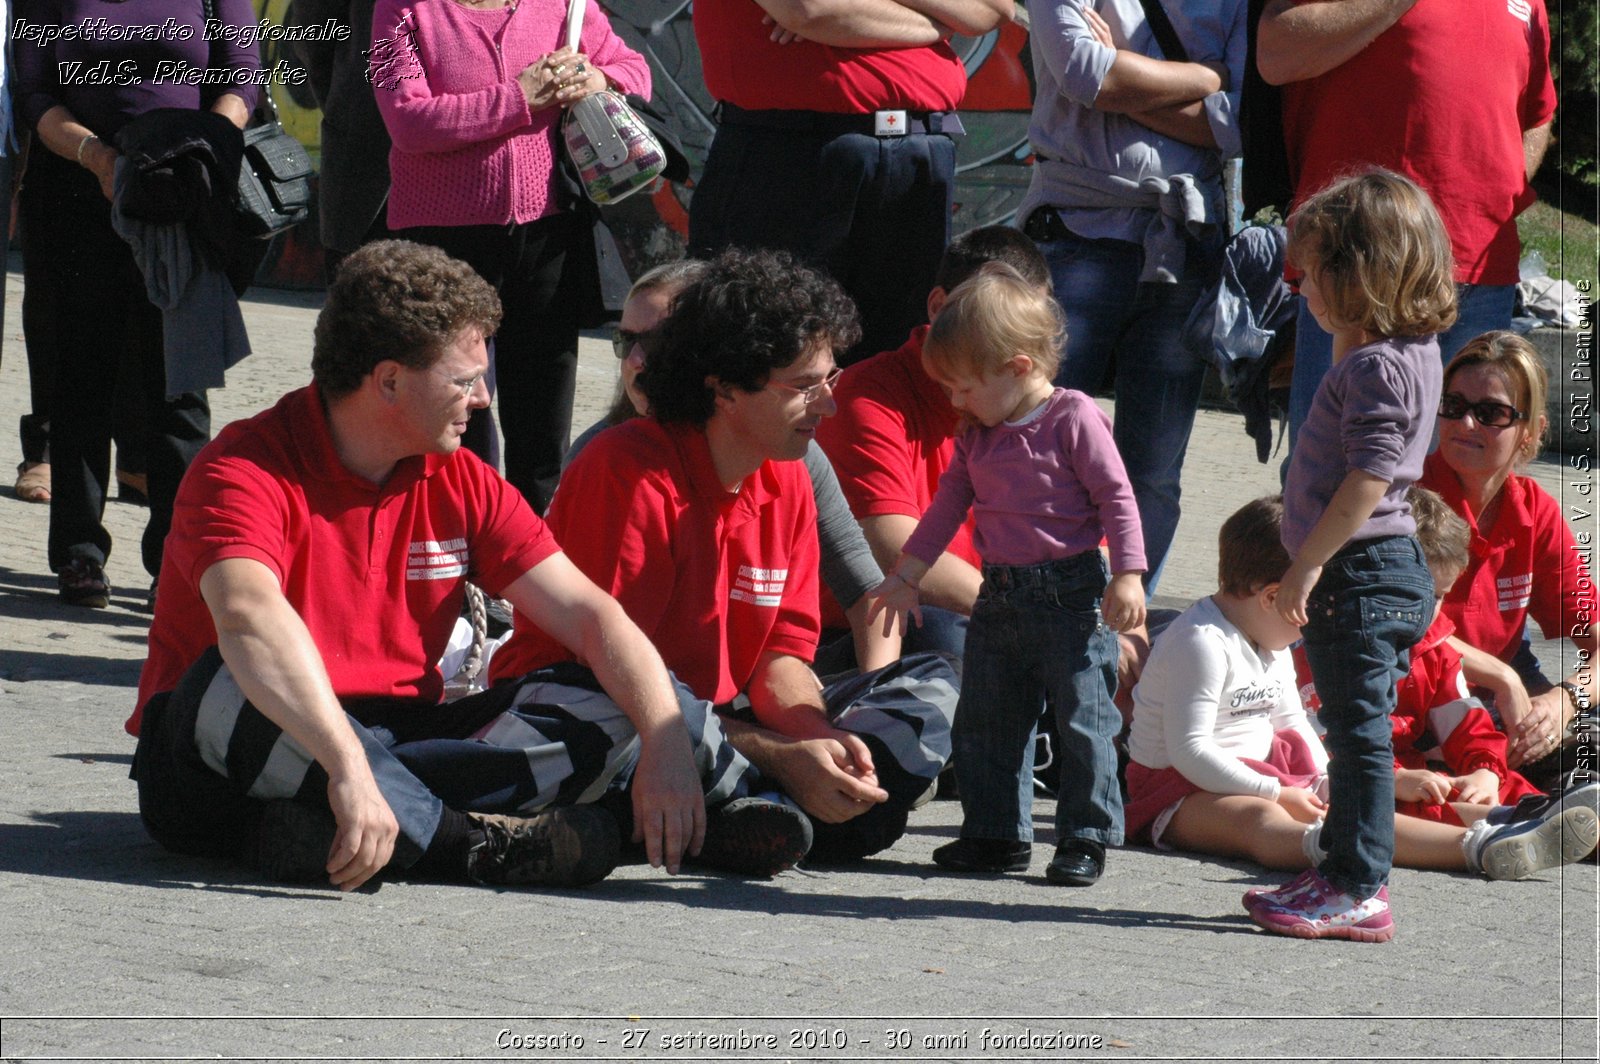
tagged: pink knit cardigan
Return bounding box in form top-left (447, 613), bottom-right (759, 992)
top-left (370, 0), bottom-right (650, 228)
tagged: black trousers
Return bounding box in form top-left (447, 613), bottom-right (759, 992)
top-left (402, 211), bottom-right (586, 515)
top-left (22, 148), bottom-right (210, 578)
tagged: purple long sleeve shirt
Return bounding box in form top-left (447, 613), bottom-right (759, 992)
top-left (903, 388), bottom-right (1146, 572)
top-left (1282, 334), bottom-right (1442, 556)
top-left (14, 0), bottom-right (261, 139)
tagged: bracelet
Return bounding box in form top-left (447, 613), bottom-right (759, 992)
top-left (891, 571), bottom-right (920, 591)
top-left (75, 133), bottom-right (99, 165)
top-left (1558, 681), bottom-right (1590, 718)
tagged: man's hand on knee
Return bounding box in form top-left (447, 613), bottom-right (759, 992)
top-left (324, 770), bottom-right (399, 891)
top-left (630, 730), bottom-right (707, 875)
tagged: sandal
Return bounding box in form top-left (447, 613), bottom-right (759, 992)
top-left (14, 461), bottom-right (50, 503)
top-left (117, 468), bottom-right (149, 506)
top-left (59, 557), bottom-right (112, 609)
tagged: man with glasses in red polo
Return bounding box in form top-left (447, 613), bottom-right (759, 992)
top-left (493, 249), bottom-right (959, 864)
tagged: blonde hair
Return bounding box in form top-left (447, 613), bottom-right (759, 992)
top-left (1287, 168), bottom-right (1458, 339)
top-left (1408, 486), bottom-right (1471, 580)
top-left (1444, 330), bottom-right (1550, 463)
top-left (924, 263), bottom-right (1064, 380)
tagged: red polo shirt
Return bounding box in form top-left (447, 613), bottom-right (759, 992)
top-left (817, 327), bottom-right (980, 571)
top-left (1280, 0), bottom-right (1555, 285)
top-left (130, 386), bottom-right (557, 733)
top-left (1419, 451), bottom-right (1594, 665)
top-left (693, 0), bottom-right (966, 113)
top-left (491, 419), bottom-right (822, 704)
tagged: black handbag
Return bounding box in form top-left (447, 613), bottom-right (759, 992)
top-left (235, 102), bottom-right (314, 238)
top-left (201, 0), bottom-right (313, 238)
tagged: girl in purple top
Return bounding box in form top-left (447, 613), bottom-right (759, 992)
top-left (1249, 169), bottom-right (1456, 942)
top-left (868, 264), bottom-right (1146, 887)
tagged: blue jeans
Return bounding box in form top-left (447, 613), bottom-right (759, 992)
top-left (1300, 535), bottom-right (1433, 897)
top-left (1288, 283), bottom-right (1516, 454)
top-left (954, 551), bottom-right (1122, 846)
top-left (1038, 231), bottom-right (1210, 595)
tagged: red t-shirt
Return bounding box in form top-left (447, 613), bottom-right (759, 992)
top-left (816, 327), bottom-right (980, 572)
top-left (1280, 0), bottom-right (1555, 285)
top-left (130, 386), bottom-right (558, 733)
top-left (1419, 451), bottom-right (1594, 666)
top-left (693, 0), bottom-right (966, 113)
top-left (490, 419), bottom-right (822, 705)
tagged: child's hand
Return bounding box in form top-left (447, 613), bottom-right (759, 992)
top-left (1275, 560), bottom-right (1321, 627)
top-left (1275, 785), bottom-right (1328, 824)
top-left (1395, 767), bottom-right (1451, 804)
top-left (865, 574), bottom-right (923, 638)
top-left (1449, 769), bottom-right (1500, 806)
top-left (1101, 572), bottom-right (1146, 633)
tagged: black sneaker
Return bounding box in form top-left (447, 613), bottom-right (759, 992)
top-left (694, 797), bottom-right (813, 877)
top-left (254, 800), bottom-right (337, 883)
top-left (466, 806), bottom-right (620, 887)
top-left (932, 837), bottom-right (1032, 873)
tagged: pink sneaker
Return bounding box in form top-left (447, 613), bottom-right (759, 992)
top-left (1249, 871), bottom-right (1394, 942)
top-left (1241, 867), bottom-right (1320, 914)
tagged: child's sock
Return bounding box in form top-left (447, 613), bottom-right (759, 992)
top-left (1301, 818), bottom-right (1327, 865)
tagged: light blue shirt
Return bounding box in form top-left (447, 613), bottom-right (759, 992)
top-left (1019, 0), bottom-right (1246, 264)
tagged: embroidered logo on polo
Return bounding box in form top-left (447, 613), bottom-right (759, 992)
top-left (1496, 572), bottom-right (1532, 612)
top-left (407, 538), bottom-right (468, 580)
top-left (731, 564), bottom-right (787, 607)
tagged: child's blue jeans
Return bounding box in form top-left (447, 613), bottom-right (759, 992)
top-left (1300, 534), bottom-right (1433, 898)
top-left (954, 549), bottom-right (1123, 846)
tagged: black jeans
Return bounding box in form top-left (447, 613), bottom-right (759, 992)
top-left (403, 211), bottom-right (586, 514)
top-left (23, 148), bottom-right (210, 578)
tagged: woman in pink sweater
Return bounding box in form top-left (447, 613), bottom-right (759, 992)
top-left (370, 0), bottom-right (650, 512)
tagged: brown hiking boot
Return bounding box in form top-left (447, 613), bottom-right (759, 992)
top-left (465, 806), bottom-right (620, 887)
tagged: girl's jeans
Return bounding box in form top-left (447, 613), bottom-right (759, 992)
top-left (1300, 534), bottom-right (1434, 898)
top-left (954, 550), bottom-right (1123, 846)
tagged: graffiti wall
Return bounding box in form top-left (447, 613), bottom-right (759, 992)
top-left (254, 0), bottom-right (1041, 289)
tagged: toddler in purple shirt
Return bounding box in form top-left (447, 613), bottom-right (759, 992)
top-left (1248, 169), bottom-right (1456, 942)
top-left (868, 264), bottom-right (1146, 886)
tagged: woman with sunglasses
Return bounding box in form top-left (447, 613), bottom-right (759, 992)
top-left (1419, 331), bottom-right (1596, 790)
top-left (567, 260), bottom-right (901, 675)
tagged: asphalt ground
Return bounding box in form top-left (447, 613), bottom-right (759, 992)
top-left (1, 266), bottom-right (1596, 1063)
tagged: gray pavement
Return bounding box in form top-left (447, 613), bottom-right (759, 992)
top-left (1, 265), bottom-right (1596, 1063)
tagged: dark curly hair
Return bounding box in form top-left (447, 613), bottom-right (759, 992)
top-left (313, 240), bottom-right (502, 399)
top-left (641, 248), bottom-right (860, 426)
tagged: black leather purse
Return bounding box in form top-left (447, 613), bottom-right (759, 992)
top-left (234, 96), bottom-right (315, 238)
top-left (201, 0), bottom-right (314, 238)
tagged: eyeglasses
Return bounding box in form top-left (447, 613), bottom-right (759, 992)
top-left (766, 366), bottom-right (842, 405)
top-left (612, 326), bottom-right (658, 361)
top-left (430, 367), bottom-right (487, 398)
top-left (1438, 392), bottom-right (1526, 429)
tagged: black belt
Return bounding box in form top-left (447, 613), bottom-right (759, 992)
top-left (1022, 206), bottom-right (1073, 242)
top-left (718, 102), bottom-right (956, 137)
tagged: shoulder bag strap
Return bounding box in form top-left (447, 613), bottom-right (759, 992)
top-left (1134, 0), bottom-right (1190, 62)
top-left (564, 0), bottom-right (586, 51)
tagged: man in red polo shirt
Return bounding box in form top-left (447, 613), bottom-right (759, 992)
top-left (495, 249), bottom-right (959, 860)
top-left (1258, 0), bottom-right (1556, 445)
top-left (131, 242), bottom-right (805, 894)
top-left (688, 0), bottom-right (1011, 362)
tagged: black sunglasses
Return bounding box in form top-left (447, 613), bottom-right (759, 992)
top-left (611, 326), bottom-right (658, 361)
top-left (1438, 392), bottom-right (1526, 429)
